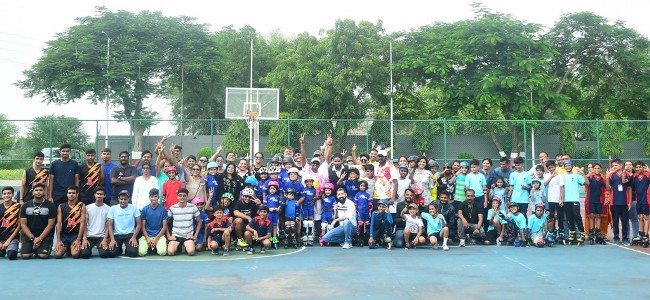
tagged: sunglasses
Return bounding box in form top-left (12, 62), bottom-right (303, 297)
top-left (199, 159), bottom-right (207, 162)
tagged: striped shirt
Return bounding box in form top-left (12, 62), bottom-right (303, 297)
top-left (168, 203), bottom-right (199, 238)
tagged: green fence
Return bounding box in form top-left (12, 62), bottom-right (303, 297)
top-left (1, 119), bottom-right (649, 169)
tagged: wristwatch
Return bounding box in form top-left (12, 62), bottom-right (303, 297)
top-left (30, 236), bottom-right (35, 241)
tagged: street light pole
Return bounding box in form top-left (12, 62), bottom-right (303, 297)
top-left (101, 31), bottom-right (110, 148)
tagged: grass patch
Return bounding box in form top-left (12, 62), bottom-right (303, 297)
top-left (0, 169), bottom-right (23, 180)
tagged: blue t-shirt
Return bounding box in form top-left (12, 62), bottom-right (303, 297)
top-left (283, 181), bottom-right (305, 198)
top-left (322, 195), bottom-right (336, 211)
top-left (50, 159), bottom-right (81, 197)
top-left (509, 171), bottom-right (532, 204)
top-left (465, 172), bottom-right (486, 197)
top-left (369, 211), bottom-right (394, 236)
top-left (354, 191), bottom-right (371, 212)
top-left (107, 204), bottom-right (141, 235)
top-left (342, 179), bottom-right (360, 199)
top-left (588, 175), bottom-right (605, 204)
top-left (250, 216), bottom-right (272, 237)
top-left (633, 173), bottom-right (650, 204)
top-left (302, 187), bottom-right (316, 209)
top-left (564, 173), bottom-right (585, 203)
top-left (102, 162), bottom-right (117, 200)
top-left (194, 210), bottom-right (210, 240)
top-left (486, 208), bottom-right (507, 231)
top-left (284, 199), bottom-right (298, 218)
top-left (204, 174), bottom-right (219, 207)
top-left (527, 213), bottom-right (547, 234)
top-left (454, 173), bottom-right (467, 202)
top-left (140, 204), bottom-right (168, 237)
top-left (255, 179), bottom-right (268, 200)
top-left (265, 193), bottom-right (282, 210)
top-left (530, 190), bottom-right (544, 212)
top-left (507, 212), bottom-right (526, 229)
top-left (493, 167), bottom-right (513, 187)
top-left (421, 212), bottom-right (445, 234)
top-left (492, 187), bottom-right (507, 211)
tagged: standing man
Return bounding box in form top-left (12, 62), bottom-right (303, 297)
top-left (101, 148), bottom-right (117, 204)
top-left (132, 162), bottom-right (159, 210)
top-left (80, 149), bottom-right (104, 205)
top-left (54, 186), bottom-right (86, 259)
top-left (80, 187), bottom-right (111, 258)
top-left (322, 188), bottom-right (357, 249)
top-left (493, 157), bottom-right (513, 188)
top-left (48, 143), bottom-right (81, 207)
top-left (528, 151), bottom-right (549, 175)
top-left (0, 187), bottom-right (21, 260)
top-left (106, 190), bottom-right (141, 257)
top-left (374, 150), bottom-right (398, 214)
top-left (20, 151), bottom-right (49, 205)
top-left (607, 159), bottom-right (630, 245)
top-left (139, 188), bottom-right (168, 256)
top-left (20, 183), bottom-right (56, 259)
top-left (167, 188), bottom-right (202, 256)
top-left (110, 151), bottom-right (137, 206)
top-left (137, 150), bottom-right (155, 176)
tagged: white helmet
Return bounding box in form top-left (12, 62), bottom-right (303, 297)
top-left (242, 188), bottom-right (255, 197)
top-left (288, 167), bottom-right (300, 174)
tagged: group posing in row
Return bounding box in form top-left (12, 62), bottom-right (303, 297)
top-left (2, 136), bottom-right (649, 259)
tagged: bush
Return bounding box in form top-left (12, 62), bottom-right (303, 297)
top-left (577, 146), bottom-right (595, 159)
top-left (0, 168), bottom-right (24, 180)
top-left (457, 152), bottom-right (475, 160)
top-left (196, 147), bottom-right (213, 159)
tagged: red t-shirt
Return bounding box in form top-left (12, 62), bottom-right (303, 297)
top-left (163, 179), bottom-right (184, 210)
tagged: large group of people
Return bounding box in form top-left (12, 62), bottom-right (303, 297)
top-left (2, 135), bottom-right (649, 260)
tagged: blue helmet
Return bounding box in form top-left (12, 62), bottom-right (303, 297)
top-left (460, 161), bottom-right (469, 168)
top-left (244, 176), bottom-right (258, 186)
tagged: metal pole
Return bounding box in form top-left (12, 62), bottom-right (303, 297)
top-left (180, 64), bottom-right (184, 147)
top-left (443, 118), bottom-right (447, 163)
top-left (528, 46), bottom-right (535, 167)
top-left (250, 39), bottom-right (254, 162)
top-left (596, 119), bottom-right (601, 162)
top-left (101, 31), bottom-right (110, 148)
top-left (389, 40), bottom-right (394, 159)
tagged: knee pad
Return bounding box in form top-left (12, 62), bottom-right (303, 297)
top-left (321, 222), bottom-right (328, 232)
top-left (7, 250), bottom-right (17, 260)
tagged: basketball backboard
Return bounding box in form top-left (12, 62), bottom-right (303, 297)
top-left (225, 88), bottom-right (279, 120)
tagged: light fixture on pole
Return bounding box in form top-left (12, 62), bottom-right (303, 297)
top-left (101, 31), bottom-right (110, 148)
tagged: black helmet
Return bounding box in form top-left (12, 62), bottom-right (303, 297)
top-left (271, 154), bottom-right (283, 163)
top-left (285, 188), bottom-right (296, 194)
top-left (283, 156), bottom-right (294, 164)
top-left (408, 155), bottom-right (419, 162)
top-left (428, 159), bottom-right (439, 167)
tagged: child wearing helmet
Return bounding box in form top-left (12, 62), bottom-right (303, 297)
top-left (204, 162), bottom-right (220, 210)
top-left (527, 203), bottom-right (551, 247)
top-left (255, 167), bottom-right (269, 200)
top-left (486, 197), bottom-right (507, 246)
top-left (218, 192), bottom-right (234, 223)
top-left (191, 197), bottom-right (210, 252)
top-left (162, 166), bottom-right (183, 210)
top-left (529, 179), bottom-right (546, 213)
top-left (264, 181), bottom-right (282, 248)
top-left (368, 199), bottom-right (394, 249)
top-left (283, 188), bottom-right (301, 248)
top-left (283, 167), bottom-right (305, 205)
top-left (319, 183), bottom-right (336, 245)
top-left (302, 175), bottom-right (317, 221)
top-left (264, 167), bottom-right (283, 199)
top-left (504, 202), bottom-right (527, 246)
top-left (412, 186), bottom-right (426, 211)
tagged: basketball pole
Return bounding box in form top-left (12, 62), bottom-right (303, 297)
top-left (389, 39), bottom-right (394, 160)
top-left (249, 39), bottom-right (255, 164)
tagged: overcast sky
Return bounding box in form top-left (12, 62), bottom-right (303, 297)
top-left (1, 0), bottom-right (649, 135)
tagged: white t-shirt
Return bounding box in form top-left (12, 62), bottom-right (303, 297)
top-left (335, 198), bottom-right (357, 226)
top-left (374, 163), bottom-right (398, 200)
top-left (405, 214), bottom-right (423, 234)
top-left (546, 173), bottom-right (564, 203)
top-left (132, 176), bottom-right (159, 210)
top-left (86, 203), bottom-right (110, 238)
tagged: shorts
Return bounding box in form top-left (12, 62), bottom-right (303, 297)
top-left (210, 234), bottom-right (226, 245)
top-left (358, 210), bottom-right (370, 222)
top-left (268, 211), bottom-right (279, 226)
top-left (588, 202), bottom-right (603, 215)
top-left (301, 205), bottom-right (314, 219)
top-left (171, 236), bottom-right (190, 245)
top-left (637, 202), bottom-right (650, 215)
top-left (427, 232), bottom-right (441, 240)
top-left (196, 233), bottom-right (205, 246)
top-left (486, 229), bottom-right (498, 243)
top-left (0, 238), bottom-right (19, 252)
top-left (61, 233), bottom-right (79, 247)
top-left (322, 211), bottom-right (333, 223)
top-left (21, 236), bottom-right (53, 255)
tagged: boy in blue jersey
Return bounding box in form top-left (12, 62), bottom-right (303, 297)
top-left (508, 157), bottom-right (532, 220)
top-left (632, 161), bottom-right (650, 245)
top-left (339, 168), bottom-right (361, 199)
top-left (421, 203), bottom-right (449, 251)
top-left (264, 181), bottom-right (282, 248)
top-left (283, 188), bottom-right (301, 248)
top-left (562, 160), bottom-right (587, 245)
top-left (301, 175), bottom-right (318, 245)
top-left (207, 207), bottom-right (232, 256)
top-left (244, 205), bottom-right (273, 254)
top-left (527, 203), bottom-right (551, 247)
top-left (368, 200), bottom-right (394, 249)
top-left (607, 159), bottom-right (630, 245)
top-left (504, 202), bottom-right (527, 246)
top-left (255, 167), bottom-right (269, 201)
top-left (465, 159), bottom-right (488, 211)
top-left (191, 197), bottom-right (210, 252)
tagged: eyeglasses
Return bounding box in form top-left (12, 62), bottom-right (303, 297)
top-left (192, 168), bottom-right (201, 171)
top-left (199, 159), bottom-right (207, 162)
top-left (178, 194), bottom-right (187, 197)
top-left (216, 160), bottom-right (224, 163)
top-left (360, 159), bottom-right (368, 162)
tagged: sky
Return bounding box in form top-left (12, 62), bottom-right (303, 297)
top-left (1, 0), bottom-right (649, 136)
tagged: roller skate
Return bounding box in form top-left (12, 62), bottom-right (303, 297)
top-left (576, 231), bottom-right (586, 246)
top-left (642, 233), bottom-right (649, 248)
top-left (566, 231), bottom-right (576, 245)
top-left (383, 234), bottom-right (393, 250)
top-left (594, 229), bottom-right (606, 245)
top-left (555, 230), bottom-right (566, 245)
top-left (270, 236), bottom-right (279, 249)
top-left (632, 232), bottom-right (642, 246)
top-left (588, 230), bottom-right (596, 245)
top-left (544, 231), bottom-right (555, 247)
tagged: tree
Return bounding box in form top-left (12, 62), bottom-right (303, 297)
top-left (599, 114), bottom-right (626, 158)
top-left (222, 120), bottom-right (249, 157)
top-left (24, 115), bottom-right (90, 153)
top-left (397, 5), bottom-right (559, 155)
top-left (0, 115), bottom-right (17, 154)
top-left (263, 19), bottom-right (390, 148)
top-left (16, 7), bottom-right (217, 151)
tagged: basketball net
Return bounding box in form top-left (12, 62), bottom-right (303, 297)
top-left (246, 111), bottom-right (258, 129)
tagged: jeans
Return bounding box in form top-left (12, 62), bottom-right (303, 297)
top-left (611, 205), bottom-right (629, 241)
top-left (323, 220), bottom-right (355, 245)
top-left (628, 201), bottom-right (639, 238)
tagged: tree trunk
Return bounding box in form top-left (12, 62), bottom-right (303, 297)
top-left (510, 125), bottom-right (520, 154)
top-left (487, 124), bottom-right (504, 153)
top-left (131, 120), bottom-right (144, 152)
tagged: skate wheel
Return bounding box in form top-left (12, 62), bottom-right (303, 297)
top-left (386, 242), bottom-right (392, 250)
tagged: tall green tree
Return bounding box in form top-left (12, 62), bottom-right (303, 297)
top-left (0, 114), bottom-right (17, 154)
top-left (17, 7), bottom-right (217, 151)
top-left (25, 115), bottom-right (90, 153)
top-left (397, 5), bottom-right (559, 154)
top-left (263, 19), bottom-right (390, 148)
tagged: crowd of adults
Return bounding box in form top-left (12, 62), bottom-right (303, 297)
top-left (1, 134), bottom-right (649, 260)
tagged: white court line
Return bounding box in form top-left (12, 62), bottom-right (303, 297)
top-left (119, 246), bottom-right (306, 262)
top-left (607, 243), bottom-right (650, 257)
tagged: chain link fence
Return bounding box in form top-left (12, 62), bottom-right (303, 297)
top-left (1, 119), bottom-right (649, 170)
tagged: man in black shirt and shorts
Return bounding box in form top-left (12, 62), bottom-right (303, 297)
top-left (20, 183), bottom-right (56, 259)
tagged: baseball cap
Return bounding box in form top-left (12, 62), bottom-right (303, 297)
top-left (408, 203), bottom-right (419, 210)
top-left (148, 188), bottom-right (159, 196)
top-left (311, 157), bottom-right (321, 163)
top-left (118, 190), bottom-right (130, 197)
top-left (377, 150), bottom-right (388, 157)
top-left (313, 150), bottom-right (322, 156)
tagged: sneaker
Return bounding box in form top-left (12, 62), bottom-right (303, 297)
top-left (497, 239), bottom-right (502, 247)
top-left (222, 249), bottom-right (230, 256)
top-left (623, 239), bottom-right (631, 246)
top-left (459, 239), bottom-right (466, 247)
top-left (442, 244), bottom-right (449, 251)
top-left (319, 238), bottom-right (325, 246)
top-left (432, 244), bottom-right (439, 250)
top-left (237, 239), bottom-right (248, 248)
top-left (211, 248), bottom-right (219, 255)
top-left (613, 237), bottom-right (620, 244)
top-left (260, 247), bottom-right (266, 254)
top-left (341, 243), bottom-right (352, 249)
top-left (246, 247), bottom-right (254, 255)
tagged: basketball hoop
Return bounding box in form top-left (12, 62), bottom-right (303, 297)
top-left (246, 111), bottom-right (258, 129)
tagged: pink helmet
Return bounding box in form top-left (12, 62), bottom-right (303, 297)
top-left (323, 182), bottom-right (335, 190)
top-left (191, 197), bottom-right (205, 205)
top-left (164, 166), bottom-right (177, 173)
top-left (267, 180), bottom-right (279, 188)
top-left (413, 186), bottom-right (423, 195)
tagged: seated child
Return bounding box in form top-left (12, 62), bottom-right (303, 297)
top-left (504, 202), bottom-right (527, 246)
top-left (485, 197), bottom-right (508, 246)
top-left (527, 203), bottom-right (553, 247)
top-left (207, 207), bottom-right (232, 256)
top-left (421, 203), bottom-right (449, 251)
top-left (368, 199), bottom-right (394, 249)
top-left (401, 203), bottom-right (425, 249)
top-left (244, 205), bottom-right (273, 255)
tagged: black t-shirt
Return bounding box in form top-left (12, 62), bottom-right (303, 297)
top-left (60, 201), bottom-right (84, 235)
top-left (218, 174), bottom-right (242, 200)
top-left (50, 159), bottom-right (81, 197)
top-left (0, 202), bottom-right (21, 240)
top-left (110, 165), bottom-right (137, 200)
top-left (80, 162), bottom-right (103, 196)
top-left (20, 199), bottom-right (56, 237)
top-left (458, 201), bottom-right (481, 224)
top-left (233, 200), bottom-right (257, 219)
top-left (23, 167), bottom-right (49, 202)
